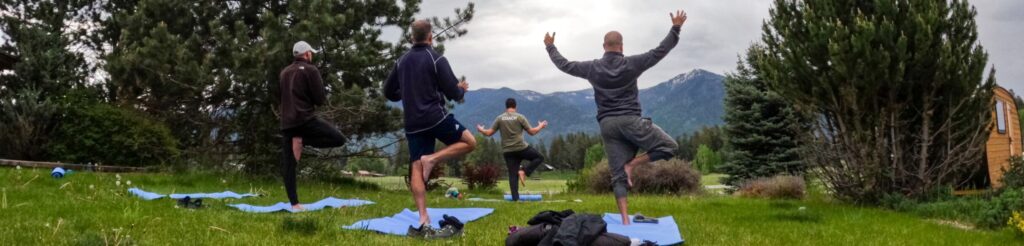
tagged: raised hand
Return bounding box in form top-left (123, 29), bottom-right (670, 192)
top-left (458, 79), bottom-right (469, 91)
top-left (538, 120), bottom-right (549, 128)
top-left (671, 10), bottom-right (687, 27)
top-left (544, 32), bottom-right (556, 46)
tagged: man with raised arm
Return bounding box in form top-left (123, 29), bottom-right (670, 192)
top-left (544, 10), bottom-right (688, 225)
top-left (476, 98), bottom-right (549, 201)
top-left (383, 19), bottom-right (477, 237)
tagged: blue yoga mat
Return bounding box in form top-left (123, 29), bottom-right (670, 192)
top-left (128, 188), bottom-right (166, 200)
top-left (228, 197), bottom-right (374, 213)
top-left (128, 188), bottom-right (258, 200)
top-left (503, 194), bottom-right (542, 201)
top-left (343, 208), bottom-right (495, 235)
top-left (603, 213), bottom-right (683, 246)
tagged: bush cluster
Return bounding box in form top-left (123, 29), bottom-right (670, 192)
top-left (585, 159), bottom-right (701, 195)
top-left (47, 103), bottom-right (179, 166)
top-left (735, 175), bottom-right (806, 200)
top-left (462, 164), bottom-right (500, 190)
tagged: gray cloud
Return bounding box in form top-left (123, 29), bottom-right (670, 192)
top-left (406, 1), bottom-right (1022, 94)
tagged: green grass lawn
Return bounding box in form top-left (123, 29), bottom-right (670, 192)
top-left (1, 167), bottom-right (1020, 245)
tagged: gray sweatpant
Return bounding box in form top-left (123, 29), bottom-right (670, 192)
top-left (599, 115), bottom-right (678, 198)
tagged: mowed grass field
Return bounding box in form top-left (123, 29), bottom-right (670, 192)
top-left (0, 167), bottom-right (1020, 245)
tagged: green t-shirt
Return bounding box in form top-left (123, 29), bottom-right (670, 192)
top-left (492, 112), bottom-right (532, 152)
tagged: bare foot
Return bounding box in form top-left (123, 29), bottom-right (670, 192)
top-left (624, 163), bottom-right (637, 187)
top-left (291, 204), bottom-right (305, 211)
top-left (420, 155), bottom-right (438, 181)
top-left (518, 170), bottom-right (527, 187)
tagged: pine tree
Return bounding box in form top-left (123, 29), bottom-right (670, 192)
top-left (0, 0), bottom-right (89, 99)
top-left (79, 0), bottom-right (474, 173)
top-left (754, 0), bottom-right (995, 202)
top-left (720, 53), bottom-right (806, 185)
top-left (0, 0), bottom-right (91, 160)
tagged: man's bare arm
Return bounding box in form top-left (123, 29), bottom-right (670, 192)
top-left (476, 124), bottom-right (496, 136)
top-left (526, 120), bottom-right (548, 136)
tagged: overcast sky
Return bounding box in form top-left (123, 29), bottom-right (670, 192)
top-left (391, 0), bottom-right (1023, 94)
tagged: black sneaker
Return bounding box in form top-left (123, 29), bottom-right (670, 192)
top-left (407, 224), bottom-right (430, 238)
top-left (633, 214), bottom-right (658, 224)
top-left (427, 223), bottom-right (462, 239)
top-left (191, 198), bottom-right (203, 209)
top-left (177, 196), bottom-right (191, 208)
top-left (439, 214), bottom-right (464, 230)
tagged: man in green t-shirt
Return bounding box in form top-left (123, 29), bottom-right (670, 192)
top-left (476, 98), bottom-right (549, 201)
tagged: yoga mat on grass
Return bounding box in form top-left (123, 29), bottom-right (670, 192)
top-left (342, 208), bottom-right (495, 235)
top-left (603, 213), bottom-right (683, 246)
top-left (127, 188), bottom-right (165, 200)
top-left (228, 197), bottom-right (374, 213)
top-left (128, 188), bottom-right (258, 200)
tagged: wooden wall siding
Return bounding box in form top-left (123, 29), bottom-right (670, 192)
top-left (985, 87), bottom-right (1021, 188)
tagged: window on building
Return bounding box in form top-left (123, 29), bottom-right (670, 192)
top-left (997, 100), bottom-right (1007, 134)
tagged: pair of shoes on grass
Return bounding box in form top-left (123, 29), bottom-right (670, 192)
top-left (407, 214), bottom-right (464, 239)
top-left (632, 213), bottom-right (659, 224)
top-left (177, 196), bottom-right (203, 209)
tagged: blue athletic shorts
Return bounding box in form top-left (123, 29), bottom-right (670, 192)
top-left (406, 114), bottom-right (468, 162)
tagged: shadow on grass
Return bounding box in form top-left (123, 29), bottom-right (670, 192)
top-left (311, 175), bottom-right (382, 191)
top-left (768, 200), bottom-right (822, 223)
top-left (282, 217), bottom-right (320, 235)
top-left (769, 201), bottom-right (799, 209)
top-left (771, 210), bottom-right (823, 223)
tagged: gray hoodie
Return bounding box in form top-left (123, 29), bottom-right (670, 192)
top-left (546, 25), bottom-right (681, 122)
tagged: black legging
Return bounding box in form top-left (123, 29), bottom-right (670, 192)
top-left (281, 118), bottom-right (346, 205)
top-left (503, 146), bottom-right (545, 201)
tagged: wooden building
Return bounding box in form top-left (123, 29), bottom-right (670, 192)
top-left (984, 86), bottom-right (1021, 188)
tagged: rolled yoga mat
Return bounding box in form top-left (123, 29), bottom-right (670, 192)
top-left (503, 194), bottom-right (542, 201)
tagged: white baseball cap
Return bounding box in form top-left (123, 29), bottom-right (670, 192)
top-left (292, 41), bottom-right (318, 56)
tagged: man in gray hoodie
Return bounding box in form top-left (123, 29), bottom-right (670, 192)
top-left (545, 10), bottom-right (687, 225)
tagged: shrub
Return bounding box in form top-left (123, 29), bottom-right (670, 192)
top-left (736, 175), bottom-right (806, 200)
top-left (0, 89), bottom-right (59, 160)
top-left (895, 188), bottom-right (1024, 229)
top-left (586, 159), bottom-right (701, 194)
top-left (1009, 211), bottom-right (1024, 236)
top-left (47, 103), bottom-right (179, 166)
top-left (1002, 156), bottom-right (1024, 189)
top-left (462, 164), bottom-right (500, 190)
top-left (567, 144), bottom-right (605, 192)
top-left (976, 188), bottom-right (1024, 228)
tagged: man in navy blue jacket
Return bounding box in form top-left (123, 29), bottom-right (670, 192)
top-left (384, 19), bottom-right (477, 234)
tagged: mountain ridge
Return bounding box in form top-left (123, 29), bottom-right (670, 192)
top-left (447, 68), bottom-right (726, 142)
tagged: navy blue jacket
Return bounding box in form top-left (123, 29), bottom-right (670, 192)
top-left (384, 43), bottom-right (465, 133)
